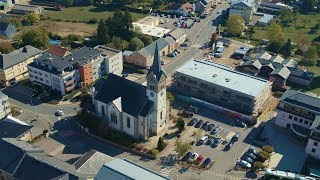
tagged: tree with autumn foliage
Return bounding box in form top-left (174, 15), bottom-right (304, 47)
top-left (210, 33), bottom-right (218, 49)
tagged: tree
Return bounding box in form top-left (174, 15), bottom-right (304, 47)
top-left (301, 0), bottom-right (317, 12)
top-left (166, 92), bottom-right (175, 104)
top-left (268, 23), bottom-right (285, 44)
top-left (129, 37), bottom-right (144, 51)
top-left (280, 39), bottom-right (292, 58)
top-left (157, 137), bottom-right (166, 151)
top-left (193, 129), bottom-right (204, 141)
top-left (107, 10), bottom-right (133, 41)
top-left (174, 139), bottom-right (191, 158)
top-left (107, 37), bottom-right (129, 51)
top-left (65, 0), bottom-right (73, 7)
top-left (24, 12), bottom-right (40, 25)
top-left (97, 19), bottom-right (110, 45)
top-left (267, 41), bottom-right (283, 54)
top-left (61, 34), bottom-right (82, 46)
top-left (83, 0), bottom-right (94, 5)
top-left (279, 9), bottom-right (294, 26)
top-left (302, 45), bottom-right (318, 66)
top-left (258, 150), bottom-right (271, 162)
top-left (296, 34), bottom-right (309, 52)
top-left (21, 28), bottom-right (49, 49)
top-left (262, 145), bottom-right (274, 154)
top-left (253, 162), bottom-right (266, 172)
top-left (210, 33), bottom-right (218, 49)
top-left (226, 14), bottom-right (245, 36)
top-left (312, 41), bottom-right (320, 56)
top-left (176, 118), bottom-right (185, 132)
top-left (246, 26), bottom-right (255, 37)
top-left (0, 41), bottom-right (15, 53)
top-left (80, 94), bottom-right (93, 109)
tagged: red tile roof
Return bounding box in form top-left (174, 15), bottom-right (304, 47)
top-left (48, 45), bottom-right (68, 57)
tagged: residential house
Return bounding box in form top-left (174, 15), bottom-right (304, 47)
top-left (0, 115), bottom-right (32, 141)
top-left (123, 37), bottom-right (175, 68)
top-left (237, 51), bottom-right (314, 87)
top-left (172, 60), bottom-right (272, 119)
top-left (229, 0), bottom-right (256, 24)
top-left (164, 28), bottom-right (187, 45)
top-left (95, 158), bottom-right (171, 180)
top-left (174, 2), bottom-right (194, 16)
top-left (0, 45), bottom-right (42, 86)
top-left (257, 13), bottom-right (273, 26)
top-left (274, 90), bottom-right (320, 160)
top-left (28, 46), bottom-right (111, 96)
top-left (258, 2), bottom-right (293, 15)
top-left (0, 22), bottom-right (15, 37)
top-left (93, 43), bottom-right (168, 139)
top-left (10, 4), bottom-right (42, 15)
top-left (0, 92), bottom-right (10, 119)
top-left (195, 0), bottom-right (214, 14)
top-left (95, 45), bottom-right (123, 76)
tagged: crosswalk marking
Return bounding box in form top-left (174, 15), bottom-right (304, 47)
top-left (192, 44), bottom-right (203, 48)
top-left (160, 167), bottom-right (171, 176)
top-left (203, 171), bottom-right (242, 180)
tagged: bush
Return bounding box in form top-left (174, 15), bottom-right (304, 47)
top-left (56, 18), bottom-right (62, 21)
top-left (157, 137), bottom-right (166, 151)
top-left (262, 145), bottom-right (274, 153)
top-left (87, 18), bottom-right (98, 24)
top-left (43, 129), bottom-right (49, 134)
top-left (253, 162), bottom-right (266, 172)
top-left (72, 20), bottom-right (77, 23)
top-left (258, 150), bottom-right (271, 162)
top-left (151, 149), bottom-right (159, 156)
top-left (176, 118), bottom-right (185, 132)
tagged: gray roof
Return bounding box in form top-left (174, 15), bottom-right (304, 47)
top-left (74, 150), bottom-right (115, 175)
top-left (0, 13), bottom-right (12, 19)
top-left (147, 42), bottom-right (167, 82)
top-left (33, 47), bottom-right (101, 71)
top-left (167, 28), bottom-right (186, 41)
top-left (288, 68), bottom-right (314, 81)
top-left (280, 90), bottom-right (320, 113)
top-left (0, 45), bottom-right (42, 69)
top-left (95, 158), bottom-right (171, 180)
top-left (0, 116), bottom-right (33, 139)
top-left (231, 0), bottom-right (254, 7)
top-left (310, 116), bottom-right (320, 131)
top-left (270, 66), bottom-right (290, 79)
top-left (123, 50), bottom-right (133, 56)
top-left (94, 74), bottom-right (153, 117)
top-left (12, 4), bottom-right (41, 12)
top-left (143, 37), bottom-right (169, 57)
top-left (0, 22), bottom-right (14, 31)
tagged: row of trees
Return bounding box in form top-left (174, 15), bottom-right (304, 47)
top-left (96, 10), bottom-right (154, 51)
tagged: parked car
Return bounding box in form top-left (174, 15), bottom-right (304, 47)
top-left (224, 142), bottom-right (234, 151)
top-left (240, 155), bottom-right (254, 164)
top-left (206, 138), bottom-right (214, 146)
top-left (182, 151), bottom-right (193, 161)
top-left (195, 155), bottom-right (205, 164)
top-left (235, 119), bottom-right (246, 128)
top-left (201, 121), bottom-right (210, 130)
top-left (122, 73), bottom-right (128, 78)
top-left (214, 47), bottom-right (224, 58)
top-left (167, 53), bottom-right (176, 57)
top-left (236, 159), bottom-right (252, 168)
top-left (194, 120), bottom-right (203, 128)
top-left (211, 138), bottom-right (222, 148)
top-left (247, 147), bottom-right (259, 155)
top-left (188, 105), bottom-right (198, 113)
top-left (199, 136), bottom-right (208, 144)
top-left (245, 152), bottom-right (257, 160)
top-left (210, 126), bottom-right (221, 135)
top-left (207, 124), bottom-right (215, 131)
top-left (161, 61), bottom-right (165, 65)
top-left (231, 133), bottom-right (240, 142)
top-left (181, 43), bottom-right (188, 47)
top-left (188, 118), bottom-right (198, 126)
top-left (191, 153), bottom-right (198, 160)
top-left (202, 157), bottom-right (212, 168)
top-left (56, 110), bottom-right (64, 116)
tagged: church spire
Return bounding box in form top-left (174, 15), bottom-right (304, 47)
top-left (147, 42), bottom-right (166, 82)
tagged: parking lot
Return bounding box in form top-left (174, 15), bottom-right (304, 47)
top-left (175, 104), bottom-right (255, 173)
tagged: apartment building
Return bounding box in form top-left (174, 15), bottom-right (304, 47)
top-left (230, 0), bottom-right (257, 24)
top-left (275, 90), bottom-right (320, 160)
top-left (0, 45), bottom-right (42, 86)
top-left (172, 60), bottom-right (272, 117)
top-left (95, 45), bottom-right (123, 76)
top-left (0, 92), bottom-right (10, 119)
top-left (28, 47), bottom-right (107, 96)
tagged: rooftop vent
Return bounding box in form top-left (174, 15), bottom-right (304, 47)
top-left (225, 78), bottom-right (230, 82)
top-left (212, 74), bottom-right (217, 77)
top-left (69, 57), bottom-right (74, 61)
top-left (22, 46), bottom-right (27, 53)
top-left (47, 58), bottom-right (52, 62)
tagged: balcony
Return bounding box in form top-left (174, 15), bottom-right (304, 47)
top-left (65, 84), bottom-right (75, 92)
top-left (64, 79), bottom-right (75, 86)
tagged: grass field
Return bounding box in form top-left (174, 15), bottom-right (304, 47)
top-left (44, 6), bottom-right (147, 22)
top-left (250, 13), bottom-right (320, 43)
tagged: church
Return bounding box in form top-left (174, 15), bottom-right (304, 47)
top-left (92, 43), bottom-right (168, 140)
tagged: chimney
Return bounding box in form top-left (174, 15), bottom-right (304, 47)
top-left (22, 46), bottom-right (27, 53)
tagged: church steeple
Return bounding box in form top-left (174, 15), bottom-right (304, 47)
top-left (147, 42), bottom-right (167, 82)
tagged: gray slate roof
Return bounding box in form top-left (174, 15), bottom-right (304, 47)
top-left (0, 116), bottom-right (33, 139)
top-left (147, 42), bottom-right (167, 82)
top-left (270, 66), bottom-right (290, 79)
top-left (288, 68), bottom-right (314, 80)
top-left (142, 37), bottom-right (169, 57)
top-left (167, 28), bottom-right (186, 41)
top-left (94, 74), bottom-right (153, 117)
top-left (231, 0), bottom-right (254, 7)
top-left (280, 90), bottom-right (320, 113)
top-left (0, 45), bottom-right (42, 69)
top-left (33, 47), bottom-right (101, 70)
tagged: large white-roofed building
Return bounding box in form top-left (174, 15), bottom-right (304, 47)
top-left (172, 60), bottom-right (272, 116)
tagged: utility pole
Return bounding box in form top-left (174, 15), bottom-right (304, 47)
top-left (30, 94), bottom-right (36, 120)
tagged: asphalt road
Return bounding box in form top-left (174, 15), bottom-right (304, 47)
top-left (136, 1), bottom-right (230, 84)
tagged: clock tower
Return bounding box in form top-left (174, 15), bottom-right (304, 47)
top-left (146, 42), bottom-right (167, 135)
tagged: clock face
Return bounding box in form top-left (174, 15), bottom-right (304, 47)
top-left (150, 92), bottom-right (154, 97)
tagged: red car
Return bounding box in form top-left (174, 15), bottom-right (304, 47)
top-left (195, 155), bottom-right (205, 164)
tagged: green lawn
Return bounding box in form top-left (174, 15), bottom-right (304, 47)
top-left (249, 13), bottom-right (320, 43)
top-left (44, 6), bottom-right (147, 22)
